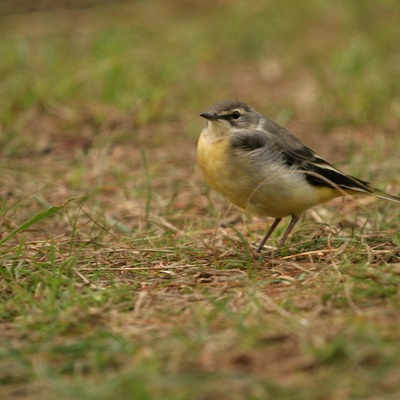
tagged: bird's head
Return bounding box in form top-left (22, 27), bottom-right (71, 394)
top-left (200, 100), bottom-right (262, 132)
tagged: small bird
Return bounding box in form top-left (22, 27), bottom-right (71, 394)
top-left (197, 100), bottom-right (400, 253)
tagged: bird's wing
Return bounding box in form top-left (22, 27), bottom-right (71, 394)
top-left (282, 146), bottom-right (372, 193)
top-left (231, 125), bottom-right (373, 194)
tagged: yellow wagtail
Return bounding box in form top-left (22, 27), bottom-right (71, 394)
top-left (197, 100), bottom-right (400, 253)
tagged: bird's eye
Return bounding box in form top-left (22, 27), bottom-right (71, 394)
top-left (231, 111), bottom-right (241, 119)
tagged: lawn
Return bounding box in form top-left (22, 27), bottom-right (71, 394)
top-left (1, 1), bottom-right (400, 399)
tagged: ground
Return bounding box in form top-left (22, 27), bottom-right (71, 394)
top-left (1, 1), bottom-right (400, 399)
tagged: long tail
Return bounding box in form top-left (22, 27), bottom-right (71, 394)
top-left (371, 188), bottom-right (400, 204)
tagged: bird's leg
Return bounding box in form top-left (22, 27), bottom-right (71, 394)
top-left (278, 215), bottom-right (300, 247)
top-left (255, 218), bottom-right (282, 253)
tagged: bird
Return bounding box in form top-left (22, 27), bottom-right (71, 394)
top-left (197, 100), bottom-right (400, 253)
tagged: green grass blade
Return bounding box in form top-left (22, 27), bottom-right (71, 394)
top-left (140, 147), bottom-right (152, 221)
top-left (0, 198), bottom-right (75, 246)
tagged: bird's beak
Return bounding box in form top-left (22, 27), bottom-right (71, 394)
top-left (200, 112), bottom-right (220, 121)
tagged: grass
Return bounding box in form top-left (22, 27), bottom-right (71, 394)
top-left (1, 0), bottom-right (400, 399)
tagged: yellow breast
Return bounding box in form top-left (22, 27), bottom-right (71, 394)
top-left (197, 134), bottom-right (238, 201)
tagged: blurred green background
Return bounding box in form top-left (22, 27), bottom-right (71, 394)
top-left (2, 0), bottom-right (400, 133)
